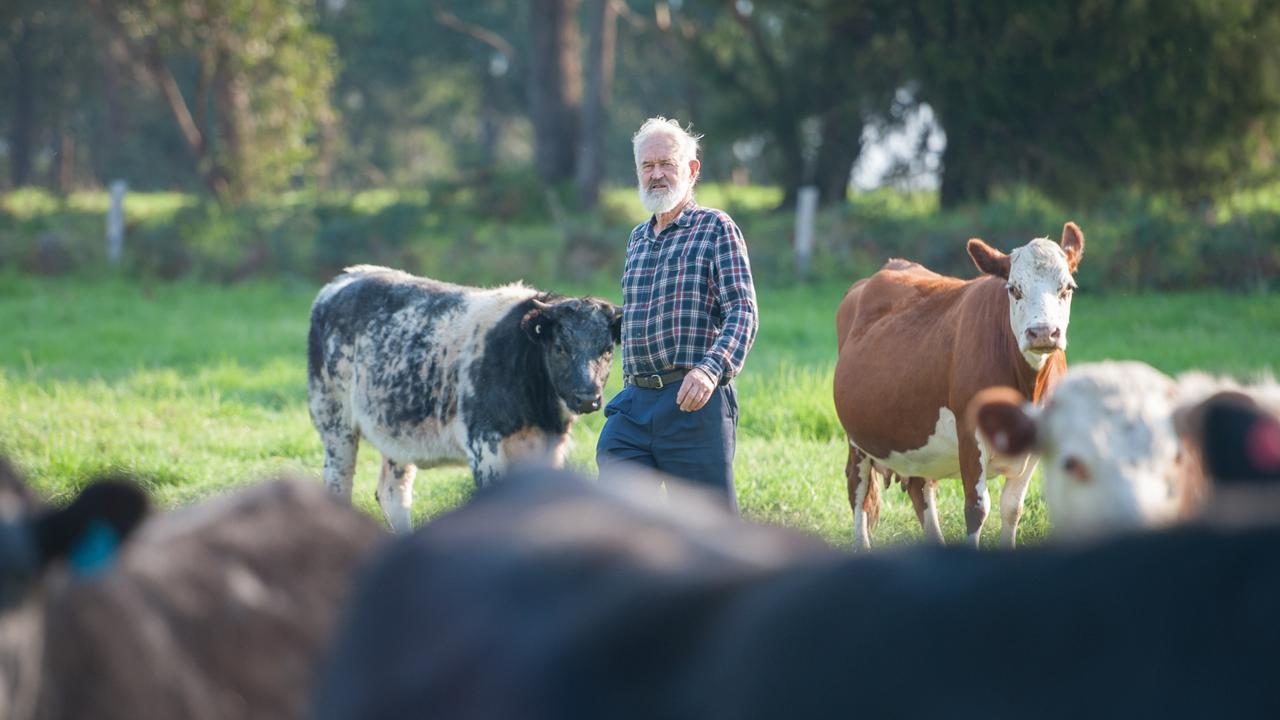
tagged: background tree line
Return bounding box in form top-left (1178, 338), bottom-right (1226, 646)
top-left (4, 0), bottom-right (1280, 211)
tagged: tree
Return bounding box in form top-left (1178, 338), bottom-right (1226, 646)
top-left (906, 0), bottom-right (1280, 207)
top-left (87, 0), bottom-right (337, 202)
top-left (0, 0), bottom-right (103, 190)
top-left (527, 0), bottom-right (584, 185)
top-left (656, 0), bottom-right (909, 208)
top-left (575, 0), bottom-right (620, 208)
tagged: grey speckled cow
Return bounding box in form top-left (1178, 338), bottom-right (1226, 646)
top-left (307, 265), bottom-right (621, 532)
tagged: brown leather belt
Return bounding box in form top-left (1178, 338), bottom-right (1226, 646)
top-left (626, 368), bottom-right (690, 389)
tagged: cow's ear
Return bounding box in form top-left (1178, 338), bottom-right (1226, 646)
top-left (32, 478), bottom-right (149, 576)
top-left (1061, 221), bottom-right (1085, 273)
top-left (608, 304), bottom-right (622, 344)
top-left (521, 301), bottom-right (556, 342)
top-left (967, 239), bottom-right (1010, 279)
top-left (969, 387), bottom-right (1039, 456)
top-left (1179, 391), bottom-right (1280, 485)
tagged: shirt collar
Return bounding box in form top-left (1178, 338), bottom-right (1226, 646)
top-left (644, 200), bottom-right (699, 240)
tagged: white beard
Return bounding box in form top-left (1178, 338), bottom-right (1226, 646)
top-left (639, 176), bottom-right (689, 215)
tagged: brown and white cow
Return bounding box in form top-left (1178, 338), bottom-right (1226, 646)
top-left (834, 223), bottom-right (1084, 549)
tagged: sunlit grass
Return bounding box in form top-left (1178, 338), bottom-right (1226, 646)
top-left (0, 275), bottom-right (1275, 547)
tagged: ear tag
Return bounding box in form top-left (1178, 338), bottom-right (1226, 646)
top-left (68, 519), bottom-right (120, 577)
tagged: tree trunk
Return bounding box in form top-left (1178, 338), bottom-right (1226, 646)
top-left (478, 70), bottom-right (501, 181)
top-left (96, 21), bottom-right (130, 178)
top-left (938, 122), bottom-right (991, 208)
top-left (814, 104), bottom-right (863, 205)
top-left (9, 21), bottom-right (35, 187)
top-left (575, 0), bottom-right (618, 209)
top-left (86, 0), bottom-right (230, 201)
top-left (212, 48), bottom-right (253, 202)
top-left (776, 125), bottom-right (805, 211)
top-left (57, 131), bottom-right (76, 192)
top-left (527, 0), bottom-right (582, 183)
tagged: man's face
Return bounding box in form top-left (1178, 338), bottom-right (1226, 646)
top-left (636, 134), bottom-right (697, 215)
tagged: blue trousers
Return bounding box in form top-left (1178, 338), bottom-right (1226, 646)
top-left (595, 381), bottom-right (739, 512)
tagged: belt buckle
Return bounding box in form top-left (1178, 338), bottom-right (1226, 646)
top-left (648, 374), bottom-right (664, 389)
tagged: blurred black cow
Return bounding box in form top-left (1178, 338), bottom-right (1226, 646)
top-left (315, 398), bottom-right (1280, 720)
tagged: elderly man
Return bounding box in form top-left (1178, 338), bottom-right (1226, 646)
top-left (595, 117), bottom-right (759, 511)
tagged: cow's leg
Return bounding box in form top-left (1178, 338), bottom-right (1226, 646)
top-left (376, 458), bottom-right (417, 535)
top-left (998, 460), bottom-right (1037, 549)
top-left (846, 443), bottom-right (876, 551)
top-left (959, 434), bottom-right (990, 548)
top-left (321, 431), bottom-right (359, 502)
top-left (906, 477), bottom-right (945, 544)
top-left (468, 434), bottom-right (505, 489)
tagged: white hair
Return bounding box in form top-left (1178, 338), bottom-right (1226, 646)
top-left (632, 117), bottom-right (702, 166)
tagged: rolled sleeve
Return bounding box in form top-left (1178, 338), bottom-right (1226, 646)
top-left (700, 217), bottom-right (758, 382)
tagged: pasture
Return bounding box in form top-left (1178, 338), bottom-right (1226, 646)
top-left (0, 273), bottom-right (1276, 546)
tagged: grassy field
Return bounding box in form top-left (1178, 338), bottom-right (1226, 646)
top-left (1, 273), bottom-right (1276, 547)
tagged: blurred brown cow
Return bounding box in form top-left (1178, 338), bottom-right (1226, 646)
top-left (0, 460), bottom-right (383, 720)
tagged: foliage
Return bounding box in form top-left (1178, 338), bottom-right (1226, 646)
top-left (0, 276), bottom-right (1274, 545)
top-left (658, 0), bottom-right (911, 205)
top-left (95, 0), bottom-right (338, 201)
top-left (908, 0), bottom-right (1280, 206)
top-left (2, 184), bottom-right (1277, 291)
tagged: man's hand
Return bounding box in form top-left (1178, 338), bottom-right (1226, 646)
top-left (676, 368), bottom-right (717, 412)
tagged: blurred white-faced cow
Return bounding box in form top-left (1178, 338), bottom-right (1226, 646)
top-left (972, 361), bottom-right (1279, 538)
top-left (308, 265), bottom-right (621, 533)
top-left (0, 459), bottom-right (382, 720)
top-left (834, 223), bottom-right (1083, 549)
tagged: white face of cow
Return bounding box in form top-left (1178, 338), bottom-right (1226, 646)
top-left (1036, 365), bottom-right (1185, 538)
top-left (972, 362), bottom-right (1187, 540)
top-left (1007, 240), bottom-right (1077, 362)
top-left (968, 222), bottom-right (1084, 368)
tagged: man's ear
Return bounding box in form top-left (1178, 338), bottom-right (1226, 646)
top-left (969, 387), bottom-right (1039, 456)
top-left (967, 238), bottom-right (1011, 279)
top-left (32, 478), bottom-right (149, 575)
top-left (521, 299), bottom-right (556, 342)
top-left (1061, 221), bottom-right (1085, 273)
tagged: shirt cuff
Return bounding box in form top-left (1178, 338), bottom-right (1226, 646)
top-left (695, 357), bottom-right (725, 385)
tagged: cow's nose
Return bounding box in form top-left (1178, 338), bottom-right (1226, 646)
top-left (1025, 325), bottom-right (1060, 348)
top-left (575, 393), bottom-right (602, 413)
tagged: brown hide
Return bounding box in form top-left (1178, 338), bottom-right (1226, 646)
top-left (4, 478), bottom-right (383, 720)
top-left (833, 258), bottom-right (1066, 538)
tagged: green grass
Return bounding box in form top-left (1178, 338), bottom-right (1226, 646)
top-left (0, 274), bottom-right (1276, 547)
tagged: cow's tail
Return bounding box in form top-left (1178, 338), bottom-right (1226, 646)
top-left (845, 444), bottom-right (883, 537)
top-left (864, 465), bottom-right (882, 532)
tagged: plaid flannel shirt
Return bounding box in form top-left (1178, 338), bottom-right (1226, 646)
top-left (620, 202), bottom-right (759, 384)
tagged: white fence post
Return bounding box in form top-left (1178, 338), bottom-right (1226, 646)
top-left (107, 180), bottom-right (127, 266)
top-left (794, 185), bottom-right (818, 281)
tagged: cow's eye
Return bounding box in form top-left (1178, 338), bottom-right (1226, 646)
top-left (1007, 284), bottom-right (1023, 300)
top-left (1059, 283), bottom-right (1076, 299)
